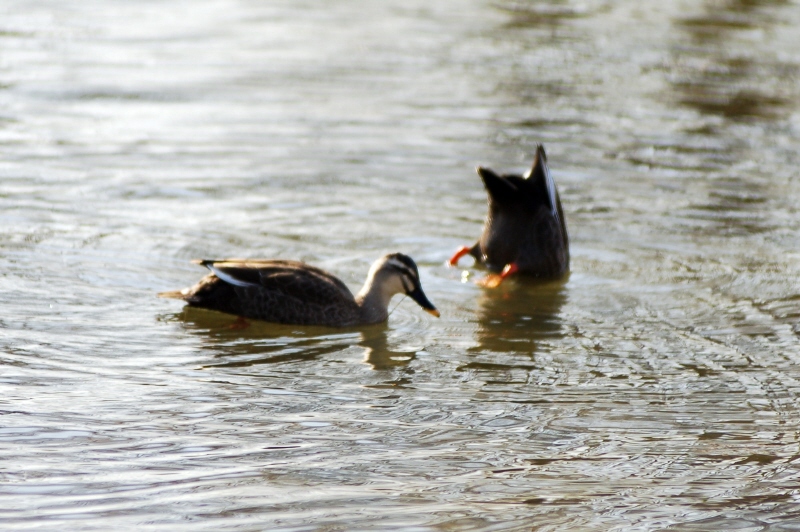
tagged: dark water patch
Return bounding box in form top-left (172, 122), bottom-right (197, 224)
top-left (670, 1), bottom-right (800, 123)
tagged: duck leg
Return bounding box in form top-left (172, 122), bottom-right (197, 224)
top-left (447, 243), bottom-right (479, 266)
top-left (476, 263), bottom-right (519, 288)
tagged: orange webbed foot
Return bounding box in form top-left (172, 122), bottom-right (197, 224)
top-left (476, 274), bottom-right (504, 288)
top-left (476, 263), bottom-right (518, 288)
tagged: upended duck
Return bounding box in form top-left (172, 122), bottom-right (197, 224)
top-left (448, 144), bottom-right (569, 288)
top-left (159, 253), bottom-right (439, 327)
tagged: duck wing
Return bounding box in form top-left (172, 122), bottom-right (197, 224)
top-left (194, 259), bottom-right (355, 305)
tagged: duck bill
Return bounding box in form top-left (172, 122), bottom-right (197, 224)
top-left (408, 286), bottom-right (440, 318)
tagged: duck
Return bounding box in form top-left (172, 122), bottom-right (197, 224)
top-left (448, 144), bottom-right (569, 288)
top-left (159, 253), bottom-right (440, 327)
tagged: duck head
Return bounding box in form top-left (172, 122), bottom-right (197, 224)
top-left (357, 253), bottom-right (440, 319)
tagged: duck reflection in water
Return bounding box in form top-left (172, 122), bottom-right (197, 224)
top-left (359, 325), bottom-right (420, 370)
top-left (449, 144), bottom-right (569, 288)
top-left (472, 276), bottom-right (568, 355)
top-left (160, 308), bottom-right (419, 371)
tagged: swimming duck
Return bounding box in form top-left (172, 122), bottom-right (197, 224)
top-left (448, 144), bottom-right (569, 287)
top-left (159, 253), bottom-right (439, 327)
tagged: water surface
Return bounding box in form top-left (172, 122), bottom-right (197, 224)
top-left (2, 0), bottom-right (800, 530)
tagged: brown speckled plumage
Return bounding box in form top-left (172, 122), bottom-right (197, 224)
top-left (450, 144), bottom-right (569, 280)
top-left (159, 254), bottom-right (439, 327)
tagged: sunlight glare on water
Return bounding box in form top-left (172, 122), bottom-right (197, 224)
top-left (2, 0), bottom-right (800, 530)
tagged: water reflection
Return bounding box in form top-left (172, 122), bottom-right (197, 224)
top-left (359, 326), bottom-right (418, 370)
top-left (491, 0), bottom-right (588, 109)
top-left (164, 308), bottom-right (361, 367)
top-left (672, 0), bottom-right (795, 121)
top-left (678, 0), bottom-right (787, 41)
top-left (498, 1), bottom-right (586, 30)
top-left (684, 175), bottom-right (773, 236)
top-left (162, 307), bottom-right (417, 370)
top-left (473, 277), bottom-right (568, 355)
top-left (8, 0), bottom-right (800, 528)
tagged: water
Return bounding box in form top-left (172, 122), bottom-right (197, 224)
top-left (2, 0), bottom-right (800, 529)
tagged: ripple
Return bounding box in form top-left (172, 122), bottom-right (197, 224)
top-left (3, 0), bottom-right (800, 529)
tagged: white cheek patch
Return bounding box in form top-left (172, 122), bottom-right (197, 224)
top-left (384, 258), bottom-right (418, 292)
